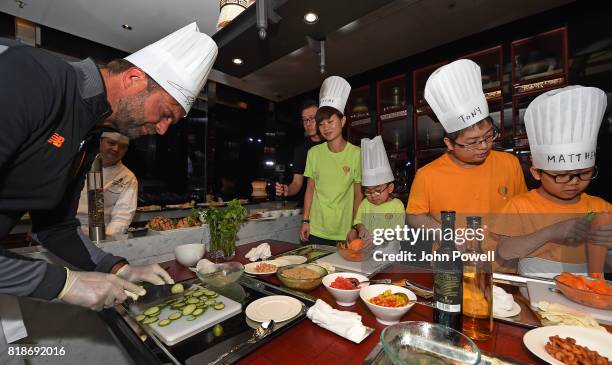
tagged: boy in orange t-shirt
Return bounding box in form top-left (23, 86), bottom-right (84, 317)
top-left (406, 59), bottom-right (526, 228)
top-left (494, 86), bottom-right (612, 278)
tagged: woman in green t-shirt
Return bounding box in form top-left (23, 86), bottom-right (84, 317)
top-left (301, 76), bottom-right (363, 245)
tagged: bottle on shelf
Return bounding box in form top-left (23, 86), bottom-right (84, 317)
top-left (462, 216), bottom-right (494, 340)
top-left (433, 211), bottom-right (463, 332)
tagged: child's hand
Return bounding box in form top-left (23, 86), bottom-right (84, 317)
top-left (548, 217), bottom-right (589, 244)
top-left (346, 228), bottom-right (358, 242)
top-left (300, 222), bottom-right (310, 242)
top-left (357, 227), bottom-right (371, 242)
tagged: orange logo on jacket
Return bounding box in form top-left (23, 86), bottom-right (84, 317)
top-left (342, 165), bottom-right (350, 174)
top-left (48, 133), bottom-right (65, 148)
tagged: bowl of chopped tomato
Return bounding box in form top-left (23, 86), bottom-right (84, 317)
top-left (322, 273), bottom-right (370, 306)
top-left (360, 284), bottom-right (416, 325)
top-left (554, 272), bottom-right (612, 309)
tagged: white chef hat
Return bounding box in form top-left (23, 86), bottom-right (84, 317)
top-left (101, 132), bottom-right (129, 145)
top-left (525, 85), bottom-right (606, 170)
top-left (125, 22), bottom-right (218, 114)
top-left (319, 76), bottom-right (351, 114)
top-left (424, 59), bottom-right (489, 133)
top-left (361, 136), bottom-right (395, 186)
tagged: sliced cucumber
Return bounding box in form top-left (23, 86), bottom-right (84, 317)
top-left (213, 303), bottom-right (225, 310)
top-left (158, 319), bottom-right (171, 327)
top-left (207, 292), bottom-right (218, 299)
top-left (185, 315), bottom-right (197, 321)
top-left (186, 298), bottom-right (200, 305)
top-left (204, 299), bottom-right (216, 306)
top-left (168, 312), bottom-right (182, 321)
top-left (182, 304), bottom-right (197, 316)
top-left (196, 303), bottom-right (207, 309)
top-left (143, 306), bottom-right (160, 316)
top-left (192, 290), bottom-right (206, 298)
top-left (142, 316), bottom-right (159, 325)
top-left (192, 308), bottom-right (205, 316)
top-left (164, 298), bottom-right (178, 305)
top-left (171, 302), bottom-right (186, 309)
top-left (135, 314), bottom-right (146, 322)
top-left (171, 283), bottom-right (185, 294)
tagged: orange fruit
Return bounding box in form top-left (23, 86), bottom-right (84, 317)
top-left (348, 239), bottom-right (364, 251)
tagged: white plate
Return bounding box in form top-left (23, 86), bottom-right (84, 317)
top-left (275, 255), bottom-right (307, 265)
top-left (493, 301), bottom-right (521, 318)
top-left (244, 261), bottom-right (278, 275)
top-left (523, 325), bottom-right (612, 365)
top-left (245, 295), bottom-right (302, 323)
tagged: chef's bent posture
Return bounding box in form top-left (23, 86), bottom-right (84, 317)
top-left (77, 132), bottom-right (138, 239)
top-left (0, 23), bottom-right (217, 359)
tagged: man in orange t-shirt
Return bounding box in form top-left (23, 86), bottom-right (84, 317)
top-left (406, 59), bottom-right (527, 229)
top-left (493, 86), bottom-right (612, 278)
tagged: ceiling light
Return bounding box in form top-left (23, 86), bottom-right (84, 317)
top-left (122, 24), bottom-right (132, 30)
top-left (232, 58), bottom-right (243, 65)
top-left (303, 12), bottom-right (318, 24)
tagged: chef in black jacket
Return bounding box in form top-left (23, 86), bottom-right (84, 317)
top-left (0, 23), bottom-right (217, 314)
top-left (275, 100), bottom-right (323, 202)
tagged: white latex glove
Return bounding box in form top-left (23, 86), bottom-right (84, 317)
top-left (116, 264), bottom-right (174, 285)
top-left (59, 270), bottom-right (145, 311)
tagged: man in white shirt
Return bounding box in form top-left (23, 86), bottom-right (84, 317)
top-left (77, 132), bottom-right (138, 238)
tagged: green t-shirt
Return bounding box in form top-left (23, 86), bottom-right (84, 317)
top-left (304, 142), bottom-right (361, 240)
top-left (354, 198), bottom-right (406, 234)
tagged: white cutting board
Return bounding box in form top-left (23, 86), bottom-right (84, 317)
top-left (317, 252), bottom-right (390, 276)
top-left (526, 281), bottom-right (612, 325)
top-left (146, 293), bottom-right (242, 346)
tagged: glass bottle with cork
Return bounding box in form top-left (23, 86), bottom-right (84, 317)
top-left (462, 216), bottom-right (494, 340)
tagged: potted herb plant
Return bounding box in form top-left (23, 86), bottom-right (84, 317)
top-left (201, 199), bottom-right (247, 260)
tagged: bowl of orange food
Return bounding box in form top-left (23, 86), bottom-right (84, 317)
top-left (337, 238), bottom-right (374, 262)
top-left (554, 272), bottom-right (612, 309)
top-left (360, 284), bottom-right (416, 325)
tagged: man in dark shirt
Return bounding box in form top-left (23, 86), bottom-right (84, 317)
top-left (275, 100), bottom-right (323, 202)
top-left (0, 23), bottom-right (217, 313)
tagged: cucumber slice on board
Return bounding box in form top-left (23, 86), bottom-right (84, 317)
top-left (158, 319), bottom-right (171, 327)
top-left (171, 283), bottom-right (184, 294)
top-left (168, 312), bottom-right (182, 321)
top-left (182, 304), bottom-right (197, 316)
top-left (143, 306), bottom-right (160, 316)
top-left (213, 303), bottom-right (225, 310)
top-left (142, 316), bottom-right (159, 325)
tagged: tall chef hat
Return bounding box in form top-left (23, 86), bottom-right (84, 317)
top-left (361, 136), bottom-right (395, 187)
top-left (525, 85), bottom-right (606, 170)
top-left (125, 22), bottom-right (218, 115)
top-left (101, 132), bottom-right (129, 145)
top-left (319, 76), bottom-right (351, 114)
top-left (424, 59), bottom-right (489, 133)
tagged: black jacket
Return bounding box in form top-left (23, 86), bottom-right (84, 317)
top-left (0, 38), bottom-right (126, 299)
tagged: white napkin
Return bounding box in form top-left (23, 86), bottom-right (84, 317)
top-left (493, 285), bottom-right (514, 311)
top-left (306, 299), bottom-right (367, 343)
top-left (195, 259), bottom-right (218, 274)
top-left (245, 242), bottom-right (271, 262)
top-left (0, 295), bottom-right (27, 344)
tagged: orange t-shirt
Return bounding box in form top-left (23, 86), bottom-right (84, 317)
top-left (406, 151), bottom-right (527, 218)
top-left (494, 190), bottom-right (612, 264)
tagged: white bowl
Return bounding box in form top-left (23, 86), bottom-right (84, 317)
top-left (322, 273), bottom-right (369, 306)
top-left (174, 243), bottom-right (205, 267)
top-left (360, 284), bottom-right (416, 325)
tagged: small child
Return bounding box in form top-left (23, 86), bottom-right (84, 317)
top-left (347, 136), bottom-right (405, 245)
top-left (494, 86), bottom-right (612, 278)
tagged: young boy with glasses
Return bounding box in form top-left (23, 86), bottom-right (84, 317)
top-left (494, 86), bottom-right (612, 277)
top-left (406, 59), bottom-right (527, 230)
top-left (347, 136), bottom-right (405, 244)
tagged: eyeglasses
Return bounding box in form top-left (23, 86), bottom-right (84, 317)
top-left (301, 116), bottom-right (316, 123)
top-left (452, 128), bottom-right (499, 151)
top-left (363, 183), bottom-right (389, 197)
top-left (538, 167), bottom-right (598, 183)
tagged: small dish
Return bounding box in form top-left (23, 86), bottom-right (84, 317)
top-left (244, 261), bottom-right (278, 275)
top-left (322, 273), bottom-right (369, 306)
